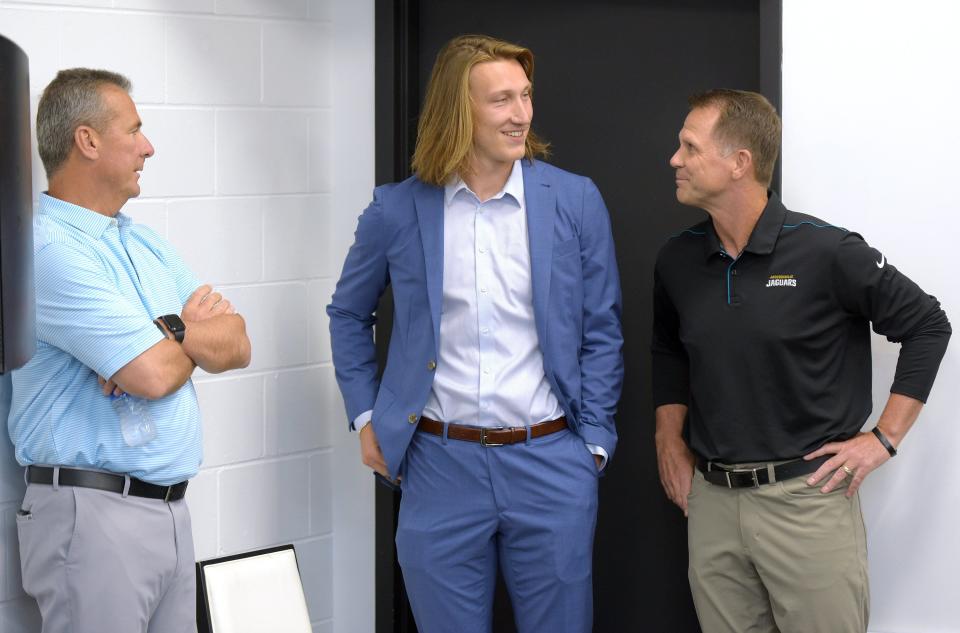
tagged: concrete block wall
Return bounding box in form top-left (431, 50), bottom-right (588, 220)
top-left (0, 1), bottom-right (375, 631)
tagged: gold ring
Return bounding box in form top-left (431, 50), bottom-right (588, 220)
top-left (841, 465), bottom-right (854, 476)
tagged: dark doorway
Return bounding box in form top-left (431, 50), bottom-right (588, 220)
top-left (374, 2), bottom-right (782, 631)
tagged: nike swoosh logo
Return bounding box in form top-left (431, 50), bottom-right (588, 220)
top-left (876, 254), bottom-right (885, 268)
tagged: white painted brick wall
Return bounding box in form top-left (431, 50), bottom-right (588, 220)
top-left (265, 367), bottom-right (335, 455)
top-left (217, 109), bottom-right (313, 194)
top-left (0, 1), bottom-right (369, 630)
top-left (167, 197), bottom-right (263, 283)
top-left (61, 11), bottom-right (165, 101)
top-left (217, 457), bottom-right (312, 552)
top-left (166, 18), bottom-right (261, 104)
top-left (137, 108), bottom-right (217, 196)
top-left (217, 0), bottom-right (312, 19)
top-left (309, 109), bottom-right (334, 193)
top-left (196, 375), bottom-right (265, 467)
top-left (229, 283), bottom-right (312, 370)
top-left (184, 469), bottom-right (219, 559)
top-left (262, 21), bottom-right (331, 106)
top-left (116, 0), bottom-right (214, 13)
top-left (263, 194), bottom-right (334, 281)
top-left (123, 198), bottom-right (167, 237)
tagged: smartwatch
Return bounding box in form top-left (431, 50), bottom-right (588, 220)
top-left (154, 314), bottom-right (187, 343)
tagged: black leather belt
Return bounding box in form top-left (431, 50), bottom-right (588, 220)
top-left (697, 455), bottom-right (831, 489)
top-left (27, 466), bottom-right (188, 502)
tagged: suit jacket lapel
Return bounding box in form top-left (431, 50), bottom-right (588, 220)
top-left (523, 160), bottom-right (555, 346)
top-left (414, 182), bottom-right (444, 352)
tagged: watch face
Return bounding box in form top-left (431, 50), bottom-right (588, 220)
top-left (159, 314), bottom-right (186, 342)
top-left (161, 314), bottom-right (186, 332)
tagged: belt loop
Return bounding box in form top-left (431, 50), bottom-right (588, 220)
top-left (122, 475), bottom-right (131, 498)
top-left (525, 424), bottom-right (532, 446)
top-left (441, 422), bottom-right (449, 445)
top-left (52, 466), bottom-right (61, 491)
top-left (766, 463), bottom-right (777, 484)
top-left (23, 465), bottom-right (30, 487)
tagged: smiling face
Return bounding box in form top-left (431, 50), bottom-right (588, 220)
top-left (467, 58), bottom-right (532, 174)
top-left (93, 84), bottom-right (154, 204)
top-left (669, 106), bottom-right (738, 209)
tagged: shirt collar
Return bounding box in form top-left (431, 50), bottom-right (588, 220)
top-left (702, 190), bottom-right (787, 259)
top-left (38, 192), bottom-right (128, 238)
top-left (443, 159), bottom-right (524, 207)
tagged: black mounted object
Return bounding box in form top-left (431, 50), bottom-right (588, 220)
top-left (0, 34), bottom-right (36, 374)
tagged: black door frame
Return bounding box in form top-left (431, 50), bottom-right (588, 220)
top-left (372, 3), bottom-right (782, 631)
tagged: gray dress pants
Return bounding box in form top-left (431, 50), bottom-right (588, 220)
top-left (16, 478), bottom-right (196, 633)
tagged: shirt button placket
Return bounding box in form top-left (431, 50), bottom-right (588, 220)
top-left (728, 260), bottom-right (742, 307)
top-left (476, 200), bottom-right (494, 425)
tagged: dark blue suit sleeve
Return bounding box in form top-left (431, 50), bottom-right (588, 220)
top-left (576, 179), bottom-right (624, 460)
top-left (326, 189), bottom-right (390, 426)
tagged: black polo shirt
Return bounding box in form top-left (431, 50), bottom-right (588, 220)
top-left (652, 193), bottom-right (951, 462)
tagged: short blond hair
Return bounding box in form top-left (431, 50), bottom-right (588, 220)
top-left (688, 89), bottom-right (781, 187)
top-left (411, 34), bottom-right (549, 186)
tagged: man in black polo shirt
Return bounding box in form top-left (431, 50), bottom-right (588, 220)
top-left (652, 89), bottom-right (951, 633)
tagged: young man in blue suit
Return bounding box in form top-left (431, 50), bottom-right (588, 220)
top-left (328, 34), bottom-right (623, 633)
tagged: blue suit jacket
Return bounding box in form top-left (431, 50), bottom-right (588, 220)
top-left (327, 160), bottom-right (623, 478)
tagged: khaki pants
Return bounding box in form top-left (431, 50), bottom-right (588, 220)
top-left (687, 468), bottom-right (869, 633)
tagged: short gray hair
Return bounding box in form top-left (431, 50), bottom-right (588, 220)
top-left (37, 68), bottom-right (132, 177)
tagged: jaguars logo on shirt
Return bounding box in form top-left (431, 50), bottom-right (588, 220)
top-left (765, 274), bottom-right (797, 288)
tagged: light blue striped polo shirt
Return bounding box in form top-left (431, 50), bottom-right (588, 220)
top-left (7, 193), bottom-right (203, 485)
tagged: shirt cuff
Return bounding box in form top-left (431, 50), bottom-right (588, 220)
top-left (585, 443), bottom-right (608, 471)
top-left (352, 410), bottom-right (372, 433)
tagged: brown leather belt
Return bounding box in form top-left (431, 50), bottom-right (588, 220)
top-left (418, 416), bottom-right (568, 446)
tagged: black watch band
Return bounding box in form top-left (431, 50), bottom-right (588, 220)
top-left (155, 314), bottom-right (186, 344)
top-left (871, 426), bottom-right (897, 457)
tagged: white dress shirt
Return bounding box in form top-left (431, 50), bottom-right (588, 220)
top-left (354, 161), bottom-right (605, 465)
top-left (422, 159), bottom-right (563, 427)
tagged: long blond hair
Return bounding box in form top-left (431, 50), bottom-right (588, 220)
top-left (411, 34), bottom-right (550, 186)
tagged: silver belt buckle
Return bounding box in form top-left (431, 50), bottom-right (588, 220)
top-left (479, 427), bottom-right (505, 447)
top-left (726, 467), bottom-right (761, 488)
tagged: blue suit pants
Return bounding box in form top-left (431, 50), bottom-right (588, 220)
top-left (396, 426), bottom-right (599, 633)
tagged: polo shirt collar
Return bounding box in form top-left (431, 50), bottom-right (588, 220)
top-left (38, 192), bottom-right (124, 239)
top-left (744, 191), bottom-right (787, 255)
top-left (702, 190), bottom-right (786, 259)
top-left (444, 159), bottom-right (524, 207)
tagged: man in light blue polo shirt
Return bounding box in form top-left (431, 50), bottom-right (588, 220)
top-left (8, 68), bottom-right (251, 633)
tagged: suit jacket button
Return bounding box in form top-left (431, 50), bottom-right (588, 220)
top-left (408, 414), bottom-right (418, 424)
top-left (427, 360), bottom-right (437, 370)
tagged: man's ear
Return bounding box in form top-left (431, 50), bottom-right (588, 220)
top-left (74, 125), bottom-right (99, 161)
top-left (731, 148), bottom-right (754, 181)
